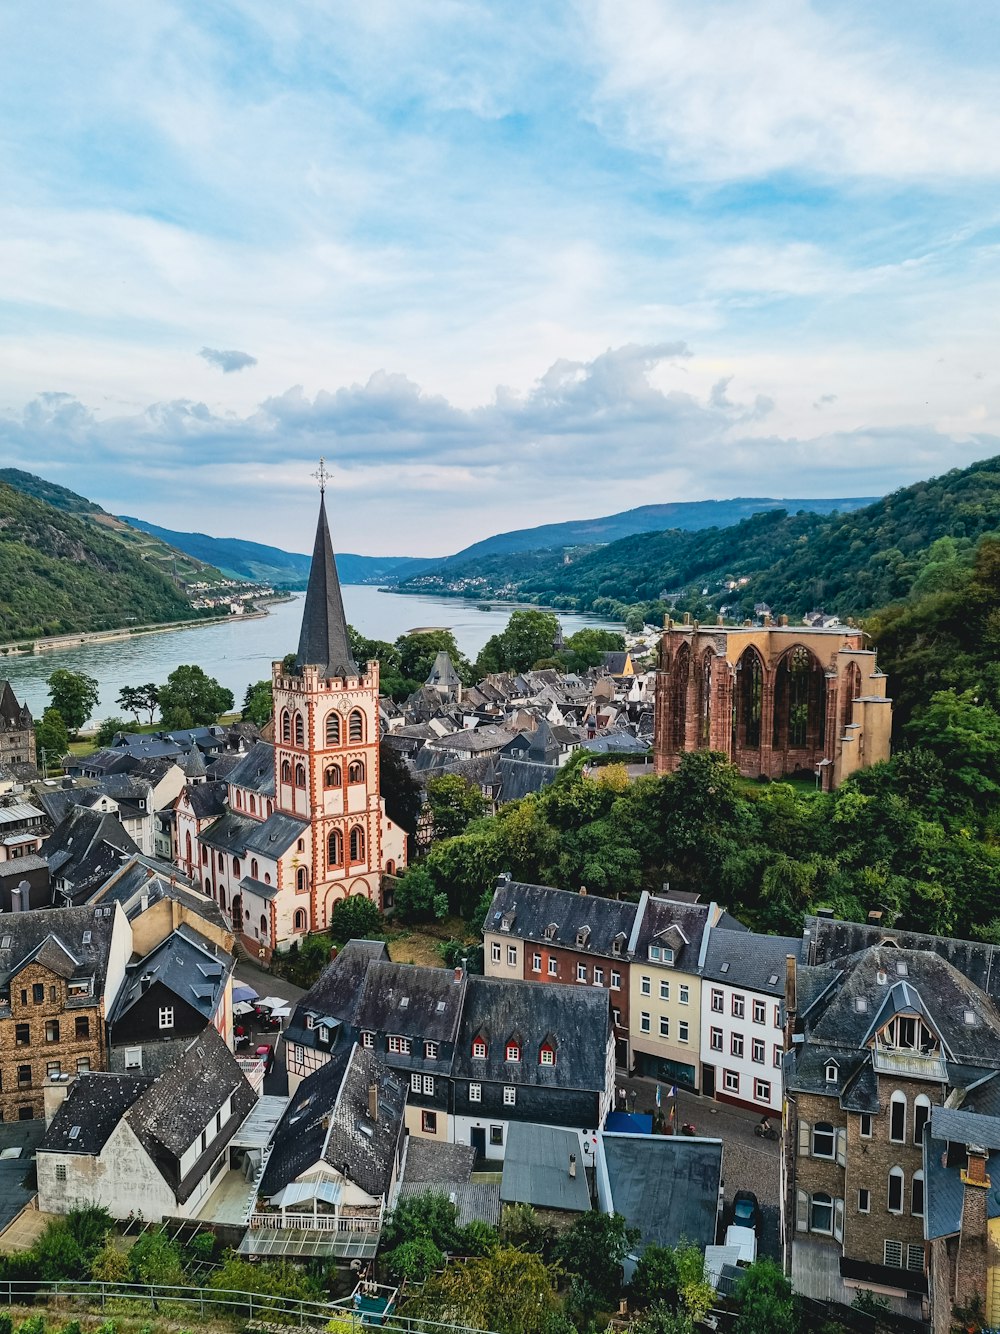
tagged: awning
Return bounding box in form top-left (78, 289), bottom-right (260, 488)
top-left (234, 1001), bottom-right (256, 1017)
top-left (268, 1005), bottom-right (292, 1019)
top-left (233, 985), bottom-right (258, 1003)
top-left (270, 1180), bottom-right (342, 1208)
top-left (257, 995), bottom-right (288, 1010)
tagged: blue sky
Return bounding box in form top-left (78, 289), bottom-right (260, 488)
top-left (1, 1), bottom-right (999, 555)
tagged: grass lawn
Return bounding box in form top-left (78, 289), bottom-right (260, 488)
top-left (736, 774), bottom-right (819, 797)
top-left (386, 916), bottom-right (478, 968)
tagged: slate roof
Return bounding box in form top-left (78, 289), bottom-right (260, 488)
top-left (125, 1027), bottom-right (257, 1201)
top-left (260, 1044), bottom-right (405, 1202)
top-left (354, 960), bottom-right (467, 1049)
top-left (200, 808), bottom-right (307, 858)
top-left (108, 923), bottom-right (232, 1026)
top-left (286, 941), bottom-right (390, 1048)
top-left (401, 1138), bottom-right (475, 1184)
top-left (600, 1133), bottom-right (723, 1252)
top-left (426, 651), bottom-right (462, 689)
top-left (42, 805), bottom-right (139, 903)
top-left (924, 1104), bottom-right (1000, 1240)
top-left (484, 877), bottom-right (639, 959)
top-left (495, 757), bottom-right (561, 802)
top-left (183, 781), bottom-right (229, 820)
top-left (701, 927), bottom-right (803, 994)
top-left (0, 903), bottom-right (118, 996)
top-left (631, 893), bottom-right (713, 972)
top-left (40, 1073), bottom-right (154, 1155)
top-left (500, 1122), bottom-right (591, 1212)
top-left (226, 741), bottom-right (276, 796)
top-left (454, 975), bottom-right (611, 1092)
top-left (296, 495), bottom-right (358, 677)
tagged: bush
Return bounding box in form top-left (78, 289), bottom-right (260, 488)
top-left (383, 1236), bottom-right (445, 1283)
top-left (0, 1314), bottom-right (12, 1334)
top-left (16, 1319), bottom-right (45, 1334)
top-left (329, 895), bottom-right (383, 943)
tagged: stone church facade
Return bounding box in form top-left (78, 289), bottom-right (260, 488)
top-left (653, 620), bottom-right (891, 790)
top-left (0, 681), bottom-right (36, 770)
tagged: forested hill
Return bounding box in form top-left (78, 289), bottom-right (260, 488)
top-left (399, 455), bottom-right (1000, 622)
top-left (0, 482), bottom-right (204, 641)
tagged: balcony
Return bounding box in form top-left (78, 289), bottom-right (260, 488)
top-left (871, 1045), bottom-right (947, 1081)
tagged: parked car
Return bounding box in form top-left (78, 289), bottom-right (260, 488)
top-left (255, 1043), bottom-right (275, 1074)
top-left (725, 1223), bottom-right (757, 1265)
top-left (732, 1190), bottom-right (761, 1232)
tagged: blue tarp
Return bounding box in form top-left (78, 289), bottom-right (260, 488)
top-left (606, 1112), bottom-right (653, 1135)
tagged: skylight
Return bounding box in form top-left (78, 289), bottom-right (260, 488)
top-left (720, 962), bottom-right (730, 973)
top-left (768, 974), bottom-right (779, 985)
top-left (68, 1126), bottom-right (81, 1140)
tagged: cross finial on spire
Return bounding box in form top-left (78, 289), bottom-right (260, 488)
top-left (312, 457), bottom-right (330, 495)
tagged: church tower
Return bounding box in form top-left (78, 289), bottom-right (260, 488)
top-left (271, 466), bottom-right (406, 929)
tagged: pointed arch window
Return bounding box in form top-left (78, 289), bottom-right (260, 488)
top-left (249, 795), bottom-right (256, 815)
top-left (349, 825), bottom-right (365, 862)
top-left (250, 858), bottom-right (258, 879)
top-left (281, 710), bottom-right (292, 743)
top-left (325, 763), bottom-right (342, 788)
top-left (348, 710), bottom-right (365, 743)
top-left (325, 713), bottom-right (341, 746)
top-left (327, 830), bottom-right (342, 867)
top-left (294, 713), bottom-right (305, 747)
top-left (348, 760), bottom-right (365, 784)
top-left (293, 763), bottom-right (305, 787)
top-left (280, 759), bottom-right (291, 783)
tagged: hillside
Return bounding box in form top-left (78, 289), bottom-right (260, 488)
top-left (437, 494), bottom-right (877, 565)
top-left (120, 517), bottom-right (429, 588)
top-left (0, 469), bottom-right (231, 591)
top-left (399, 454), bottom-right (1000, 622)
top-left (0, 482), bottom-right (203, 640)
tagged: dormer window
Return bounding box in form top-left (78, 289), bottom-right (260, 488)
top-left (612, 934), bottom-right (624, 957)
top-left (472, 1038), bottom-right (487, 1059)
top-left (576, 925), bottom-right (590, 948)
top-left (505, 1042), bottom-right (521, 1063)
top-left (305, 1014), bottom-right (315, 1030)
top-left (825, 1062), bottom-right (839, 1083)
top-left (544, 923), bottom-right (557, 941)
top-left (318, 1026), bottom-right (329, 1044)
top-left (539, 1044), bottom-right (555, 1066)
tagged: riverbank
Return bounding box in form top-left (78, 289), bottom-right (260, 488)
top-left (0, 608), bottom-right (258, 657)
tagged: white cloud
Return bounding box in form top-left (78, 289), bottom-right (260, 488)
top-left (199, 347), bottom-right (258, 373)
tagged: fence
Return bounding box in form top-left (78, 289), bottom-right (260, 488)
top-left (0, 1279), bottom-right (500, 1334)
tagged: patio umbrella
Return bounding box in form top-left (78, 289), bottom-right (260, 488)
top-left (233, 984), bottom-right (258, 1003)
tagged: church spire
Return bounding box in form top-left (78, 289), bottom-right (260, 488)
top-left (296, 463), bottom-right (358, 677)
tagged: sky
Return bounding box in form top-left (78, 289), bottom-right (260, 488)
top-left (2, 2), bottom-right (1000, 557)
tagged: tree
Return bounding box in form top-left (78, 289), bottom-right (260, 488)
top-left (394, 866), bottom-right (446, 924)
top-left (474, 609), bottom-right (560, 676)
top-left (157, 665), bottom-right (234, 728)
top-left (380, 740), bottom-right (423, 834)
top-left (126, 1227), bottom-right (186, 1285)
top-left (498, 1202), bottom-right (553, 1256)
top-left (396, 630), bottom-right (471, 685)
top-left (629, 1305), bottom-right (695, 1334)
top-left (673, 1245), bottom-right (715, 1324)
top-left (402, 1245), bottom-right (559, 1334)
top-left (427, 773), bottom-right (488, 840)
top-left (95, 716), bottom-right (128, 747)
top-left (383, 1236), bottom-right (444, 1283)
top-left (47, 669), bottom-right (100, 733)
top-left (733, 1258), bottom-right (798, 1334)
top-left (905, 689), bottom-right (1000, 816)
top-left (241, 679), bottom-right (273, 728)
top-left (629, 1244), bottom-right (679, 1308)
top-left (561, 627), bottom-right (626, 672)
top-left (117, 683), bottom-right (159, 725)
top-left (329, 894), bottom-right (383, 942)
top-left (35, 708), bottom-right (69, 770)
top-left (554, 1210), bottom-right (640, 1305)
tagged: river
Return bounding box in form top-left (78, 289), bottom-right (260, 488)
top-left (0, 588), bottom-right (621, 724)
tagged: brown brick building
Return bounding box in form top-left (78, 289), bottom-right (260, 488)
top-left (653, 621), bottom-right (891, 789)
top-left (784, 915), bottom-right (1000, 1324)
top-left (0, 904), bottom-right (130, 1122)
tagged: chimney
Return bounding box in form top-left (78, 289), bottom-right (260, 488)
top-left (368, 1082), bottom-right (379, 1123)
top-left (579, 886), bottom-right (588, 896)
top-left (329, 945), bottom-right (338, 962)
top-left (140, 973), bottom-right (151, 993)
top-left (453, 964), bottom-right (463, 983)
top-left (868, 909), bottom-right (883, 927)
top-left (569, 1153), bottom-right (577, 1179)
top-left (779, 614), bottom-right (788, 626)
top-left (963, 1145), bottom-right (990, 1188)
top-left (139, 893), bottom-right (149, 913)
top-left (816, 906), bottom-right (834, 919)
top-left (785, 954), bottom-right (797, 1018)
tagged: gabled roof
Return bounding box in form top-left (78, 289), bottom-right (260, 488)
top-left (226, 741), bottom-right (275, 796)
top-left (701, 927), bottom-right (802, 994)
top-left (354, 959), bottom-right (467, 1045)
top-left (182, 780), bottom-right (229, 820)
top-left (108, 924), bottom-right (232, 1026)
top-left (42, 804), bottom-right (139, 903)
top-left (0, 903), bottom-right (118, 993)
top-left (200, 808), bottom-right (307, 859)
top-left (632, 893), bottom-right (712, 969)
top-left (426, 651), bottom-right (462, 689)
top-left (483, 877), bottom-right (639, 958)
top-left (296, 494), bottom-right (358, 677)
top-left (40, 1073), bottom-right (153, 1156)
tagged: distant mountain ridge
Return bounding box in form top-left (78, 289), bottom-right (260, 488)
top-left (120, 518), bottom-right (430, 588)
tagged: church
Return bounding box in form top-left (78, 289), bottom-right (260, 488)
top-left (186, 485), bottom-right (407, 958)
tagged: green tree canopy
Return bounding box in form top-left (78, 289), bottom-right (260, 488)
top-left (554, 1210), bottom-right (640, 1305)
top-left (402, 1245), bottom-right (559, 1334)
top-left (242, 679), bottom-right (273, 728)
top-left (95, 716), bottom-right (129, 747)
top-left (475, 609), bottom-right (560, 676)
top-left (733, 1258), bottom-right (799, 1334)
top-left (36, 707), bottom-right (69, 769)
top-left (380, 740), bottom-right (423, 834)
top-left (427, 772), bottom-right (488, 841)
top-left (329, 894), bottom-right (383, 942)
top-left (396, 630), bottom-right (471, 685)
top-left (47, 668), bottom-right (99, 732)
top-left (157, 664), bottom-right (234, 728)
top-left (560, 627), bottom-right (627, 672)
top-left (116, 683), bottom-right (159, 725)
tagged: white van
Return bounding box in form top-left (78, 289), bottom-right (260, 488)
top-left (724, 1224), bottom-right (757, 1265)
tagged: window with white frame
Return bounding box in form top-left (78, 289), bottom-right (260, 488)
top-left (679, 984), bottom-right (689, 1005)
top-left (539, 1045), bottom-right (555, 1065)
top-left (711, 989), bottom-right (724, 1013)
top-left (773, 1004), bottom-right (781, 1027)
top-left (389, 1035), bottom-right (412, 1054)
top-left (810, 1193), bottom-right (834, 1234)
top-left (577, 963), bottom-right (587, 983)
top-left (640, 1012), bottom-right (650, 1033)
top-left (472, 1038), bottom-right (487, 1058)
top-left (641, 975), bottom-right (651, 996)
top-left (732, 995), bottom-right (745, 1018)
top-left (812, 1122), bottom-right (835, 1159)
top-left (860, 1112), bottom-right (872, 1137)
top-left (425, 1041), bottom-right (438, 1060)
top-left (612, 1008), bottom-right (622, 1026)
top-left (362, 1031), bottom-right (374, 1049)
top-left (611, 970), bottom-right (621, 990)
top-left (731, 1033), bottom-right (744, 1058)
top-left (912, 1170), bottom-right (924, 1217)
top-left (469, 1083), bottom-right (482, 1102)
top-left (594, 967), bottom-right (604, 985)
top-left (158, 1007), bottom-right (174, 1030)
top-left (411, 1073), bottom-right (421, 1093)
top-left (752, 1038), bottom-right (765, 1064)
top-left (659, 1016), bottom-right (669, 1038)
top-left (423, 1075), bottom-right (434, 1095)
top-left (548, 958), bottom-right (558, 977)
top-left (678, 1021), bottom-right (689, 1042)
top-left (754, 1078), bottom-right (771, 1102)
top-left (532, 953), bottom-right (541, 972)
top-left (506, 1042), bottom-right (520, 1062)
top-left (710, 1027), bottom-right (723, 1051)
top-left (752, 998), bottom-right (766, 1024)
top-left (503, 1086), bottom-right (516, 1106)
top-left (507, 945), bottom-right (517, 967)
top-left (723, 1069), bottom-right (739, 1093)
top-left (491, 942), bottom-right (501, 963)
top-left (773, 1044), bottom-right (782, 1068)
top-left (890, 1092), bottom-right (906, 1143)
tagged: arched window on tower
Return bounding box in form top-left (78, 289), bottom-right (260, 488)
top-left (296, 866), bottom-right (307, 892)
top-left (348, 760), bottom-right (365, 784)
top-left (326, 713), bottom-right (341, 745)
top-left (294, 712), bottom-right (305, 746)
top-left (350, 825), bottom-right (365, 862)
top-left (327, 829), bottom-right (343, 867)
top-left (280, 759), bottom-right (291, 783)
top-left (281, 710), bottom-right (292, 743)
top-left (294, 762), bottom-right (306, 787)
top-left (294, 908), bottom-right (307, 931)
top-left (325, 763), bottom-right (342, 787)
top-left (348, 710), bottom-right (365, 743)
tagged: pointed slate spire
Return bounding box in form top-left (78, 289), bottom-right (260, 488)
top-left (296, 493), bottom-right (359, 677)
